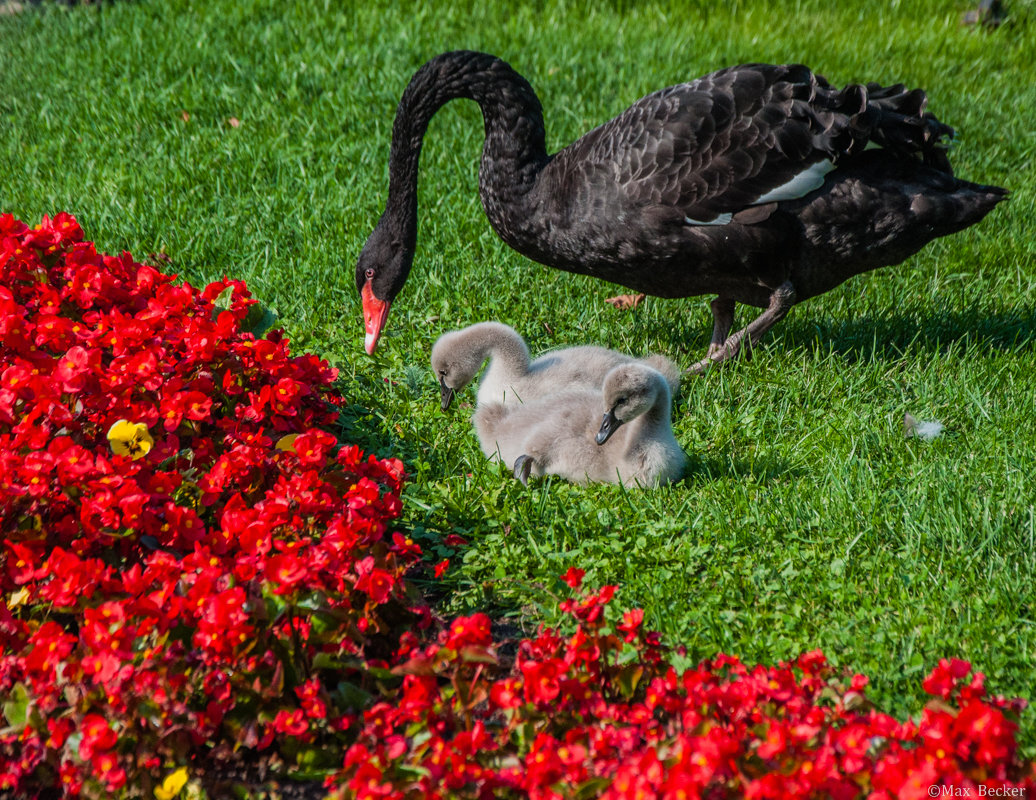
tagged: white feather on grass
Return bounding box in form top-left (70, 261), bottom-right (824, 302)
top-left (903, 413), bottom-right (944, 441)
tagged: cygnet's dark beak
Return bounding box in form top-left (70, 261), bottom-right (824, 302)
top-left (439, 375), bottom-right (455, 412)
top-left (596, 409), bottom-right (622, 445)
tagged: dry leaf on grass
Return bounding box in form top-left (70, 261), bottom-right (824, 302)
top-left (604, 293), bottom-right (646, 310)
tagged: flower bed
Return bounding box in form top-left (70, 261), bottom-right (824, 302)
top-left (333, 572), bottom-right (1035, 799)
top-left (1, 213), bottom-right (1033, 798)
top-left (1, 213), bottom-right (417, 795)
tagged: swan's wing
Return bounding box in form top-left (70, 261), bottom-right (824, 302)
top-left (560, 63), bottom-right (947, 225)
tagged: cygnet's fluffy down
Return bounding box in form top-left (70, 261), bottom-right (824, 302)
top-left (473, 363), bottom-right (685, 487)
top-left (430, 321), bottom-right (679, 410)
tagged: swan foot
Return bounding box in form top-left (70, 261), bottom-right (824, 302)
top-left (705, 296), bottom-right (736, 358)
top-left (513, 455), bottom-right (534, 486)
top-left (687, 282), bottom-right (796, 373)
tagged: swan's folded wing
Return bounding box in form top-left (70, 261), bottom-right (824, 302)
top-left (563, 63), bottom-right (905, 226)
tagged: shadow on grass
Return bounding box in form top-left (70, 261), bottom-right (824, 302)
top-left (593, 300), bottom-right (1036, 368)
top-left (778, 305), bottom-right (1036, 362)
top-left (682, 451), bottom-right (804, 485)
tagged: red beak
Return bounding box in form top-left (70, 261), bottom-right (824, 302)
top-left (361, 280), bottom-right (390, 355)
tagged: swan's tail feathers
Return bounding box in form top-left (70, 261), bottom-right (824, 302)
top-left (946, 181), bottom-right (1009, 231)
top-left (860, 83), bottom-right (956, 173)
top-left (810, 74), bottom-right (956, 173)
top-left (901, 168), bottom-right (1008, 238)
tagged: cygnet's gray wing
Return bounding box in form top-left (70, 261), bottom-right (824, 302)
top-left (478, 337), bottom-right (683, 408)
top-left (530, 346), bottom-right (681, 398)
top-left (502, 345), bottom-right (632, 405)
top-left (472, 389), bottom-right (605, 481)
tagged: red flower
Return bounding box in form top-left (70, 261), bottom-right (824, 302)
top-left (77, 714), bottom-right (117, 761)
top-left (23, 621), bottom-right (75, 677)
top-left (160, 389), bottom-right (214, 431)
top-left (291, 429), bottom-right (336, 466)
top-left (490, 678), bottom-right (523, 710)
top-left (194, 586), bottom-right (251, 654)
top-left (295, 678), bottom-right (328, 720)
top-left (91, 749), bottom-right (127, 792)
top-left (561, 567), bottom-right (585, 589)
top-left (521, 659), bottom-right (563, 704)
top-left (954, 701), bottom-right (1016, 766)
top-left (616, 608), bottom-right (645, 643)
top-left (355, 557), bottom-right (395, 604)
top-left (52, 345), bottom-right (100, 393)
top-left (266, 553), bottom-right (309, 594)
top-left (444, 613), bottom-right (492, 650)
top-left (922, 657), bottom-right (973, 700)
top-left (273, 708), bottom-right (310, 738)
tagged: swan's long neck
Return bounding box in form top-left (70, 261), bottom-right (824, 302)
top-left (471, 324), bottom-right (530, 380)
top-left (629, 386), bottom-right (673, 441)
top-left (386, 51), bottom-right (550, 252)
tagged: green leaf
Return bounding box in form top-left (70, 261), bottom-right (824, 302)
top-left (2, 683), bottom-right (30, 731)
top-left (245, 303), bottom-right (278, 336)
top-left (211, 285), bottom-right (235, 317)
top-left (616, 665), bottom-right (644, 700)
top-left (294, 744), bottom-right (340, 770)
top-left (459, 645), bottom-right (498, 665)
top-left (573, 777), bottom-right (613, 799)
top-left (331, 680), bottom-right (373, 710)
top-left (312, 653), bottom-right (363, 671)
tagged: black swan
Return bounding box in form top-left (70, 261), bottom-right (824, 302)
top-left (356, 51), bottom-right (1006, 370)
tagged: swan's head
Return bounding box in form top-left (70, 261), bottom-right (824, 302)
top-left (356, 214), bottom-right (415, 355)
top-left (596, 365), bottom-right (667, 445)
top-left (430, 331), bottom-right (485, 411)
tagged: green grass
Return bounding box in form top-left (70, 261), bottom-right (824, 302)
top-left (3, 0), bottom-right (1035, 742)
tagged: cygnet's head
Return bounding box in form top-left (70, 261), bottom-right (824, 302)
top-left (596, 364), bottom-right (667, 444)
top-left (430, 332), bottom-right (484, 411)
top-left (430, 322), bottom-right (527, 411)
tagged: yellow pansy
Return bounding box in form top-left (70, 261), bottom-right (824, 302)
top-left (275, 433), bottom-right (299, 453)
top-left (106, 420), bottom-right (154, 460)
top-left (154, 767), bottom-right (189, 800)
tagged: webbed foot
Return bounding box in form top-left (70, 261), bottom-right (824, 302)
top-left (513, 455), bottom-right (534, 486)
top-left (687, 282), bottom-right (796, 374)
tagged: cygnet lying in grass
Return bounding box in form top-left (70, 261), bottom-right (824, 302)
top-left (473, 362), bottom-right (685, 487)
top-left (430, 321), bottom-right (679, 410)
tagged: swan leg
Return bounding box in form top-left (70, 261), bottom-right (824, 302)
top-left (689, 282), bottom-right (796, 372)
top-left (513, 455), bottom-right (535, 486)
top-left (705, 296), bottom-right (736, 357)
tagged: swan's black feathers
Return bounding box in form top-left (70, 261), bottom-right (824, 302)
top-left (358, 50), bottom-right (1006, 365)
top-left (551, 63), bottom-right (953, 228)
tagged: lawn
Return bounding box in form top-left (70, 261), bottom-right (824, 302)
top-left (2, 0), bottom-right (1035, 752)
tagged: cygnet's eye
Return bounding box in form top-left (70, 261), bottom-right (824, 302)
top-left (614, 396), bottom-right (628, 407)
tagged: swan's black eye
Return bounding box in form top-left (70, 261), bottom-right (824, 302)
top-left (364, 267), bottom-right (375, 280)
